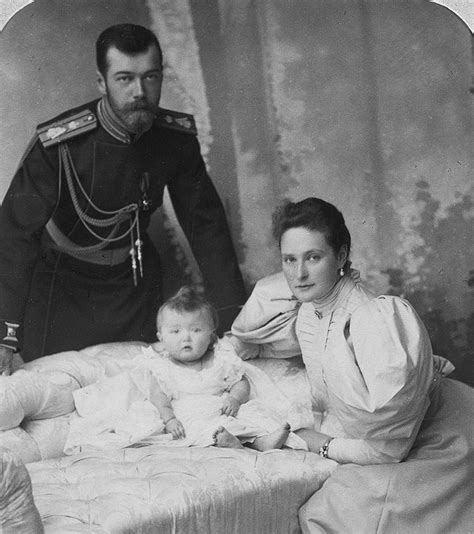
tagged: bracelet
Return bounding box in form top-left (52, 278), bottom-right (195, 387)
top-left (318, 437), bottom-right (334, 459)
top-left (162, 416), bottom-right (176, 426)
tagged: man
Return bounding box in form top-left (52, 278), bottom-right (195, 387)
top-left (0, 24), bottom-right (246, 374)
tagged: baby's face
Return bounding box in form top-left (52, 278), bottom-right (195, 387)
top-left (158, 308), bottom-right (214, 364)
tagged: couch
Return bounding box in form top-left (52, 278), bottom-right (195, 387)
top-left (0, 342), bottom-right (336, 533)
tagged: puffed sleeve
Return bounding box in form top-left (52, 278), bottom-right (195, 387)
top-left (324, 296), bottom-right (443, 465)
top-left (230, 272), bottom-right (301, 359)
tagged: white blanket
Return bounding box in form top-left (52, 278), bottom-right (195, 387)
top-left (65, 355), bottom-right (314, 454)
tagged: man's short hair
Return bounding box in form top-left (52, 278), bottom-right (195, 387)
top-left (96, 23), bottom-right (162, 75)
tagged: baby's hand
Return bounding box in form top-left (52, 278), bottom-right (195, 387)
top-left (165, 417), bottom-right (186, 439)
top-left (221, 394), bottom-right (241, 417)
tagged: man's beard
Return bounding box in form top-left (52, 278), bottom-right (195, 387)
top-left (110, 98), bottom-right (157, 134)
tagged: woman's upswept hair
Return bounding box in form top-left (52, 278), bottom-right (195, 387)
top-left (272, 197), bottom-right (351, 256)
top-left (156, 285), bottom-right (218, 332)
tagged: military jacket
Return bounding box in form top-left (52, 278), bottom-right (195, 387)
top-left (0, 99), bottom-right (245, 350)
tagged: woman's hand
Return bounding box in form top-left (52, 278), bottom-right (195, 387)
top-left (294, 428), bottom-right (332, 455)
top-left (221, 394), bottom-right (241, 417)
top-left (165, 417), bottom-right (186, 439)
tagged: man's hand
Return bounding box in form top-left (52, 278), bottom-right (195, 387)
top-left (0, 346), bottom-right (13, 376)
top-left (221, 394), bottom-right (241, 417)
top-left (165, 417), bottom-right (186, 440)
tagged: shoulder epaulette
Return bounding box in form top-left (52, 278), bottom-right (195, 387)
top-left (155, 108), bottom-right (197, 135)
top-left (37, 108), bottom-right (97, 148)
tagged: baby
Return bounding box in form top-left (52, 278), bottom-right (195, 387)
top-left (147, 286), bottom-right (292, 451)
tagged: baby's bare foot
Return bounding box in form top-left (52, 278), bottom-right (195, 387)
top-left (212, 426), bottom-right (244, 449)
top-left (252, 423), bottom-right (291, 452)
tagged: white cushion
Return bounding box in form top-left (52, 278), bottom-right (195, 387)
top-left (0, 342), bottom-right (311, 462)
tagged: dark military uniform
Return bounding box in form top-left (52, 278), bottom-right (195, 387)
top-left (0, 98), bottom-right (245, 360)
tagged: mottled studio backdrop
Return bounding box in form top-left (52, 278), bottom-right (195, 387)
top-left (0, 0), bottom-right (472, 384)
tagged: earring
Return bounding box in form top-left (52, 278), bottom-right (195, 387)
top-left (339, 267), bottom-right (345, 277)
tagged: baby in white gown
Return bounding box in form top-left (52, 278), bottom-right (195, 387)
top-left (148, 286), bottom-right (300, 450)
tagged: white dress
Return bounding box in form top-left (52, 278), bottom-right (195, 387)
top-left (144, 338), bottom-right (304, 448)
top-left (296, 276), bottom-right (444, 464)
top-left (64, 337), bottom-right (310, 453)
top-left (231, 272), bottom-right (474, 533)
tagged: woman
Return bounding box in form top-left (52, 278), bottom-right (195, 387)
top-left (231, 197), bottom-right (474, 533)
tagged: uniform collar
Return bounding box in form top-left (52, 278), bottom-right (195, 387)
top-left (97, 97), bottom-right (135, 144)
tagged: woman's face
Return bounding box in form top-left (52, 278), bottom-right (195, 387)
top-left (280, 227), bottom-right (347, 302)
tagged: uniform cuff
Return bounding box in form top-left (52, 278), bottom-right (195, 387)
top-left (0, 322), bottom-right (20, 351)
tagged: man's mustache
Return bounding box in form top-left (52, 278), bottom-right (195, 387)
top-left (125, 100), bottom-right (157, 113)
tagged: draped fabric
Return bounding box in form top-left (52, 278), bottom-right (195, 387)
top-left (146, 0), bottom-right (473, 381)
top-left (299, 378), bottom-right (474, 534)
top-left (1, 0), bottom-right (472, 380)
top-left (231, 272), bottom-right (301, 359)
top-left (0, 447), bottom-right (44, 533)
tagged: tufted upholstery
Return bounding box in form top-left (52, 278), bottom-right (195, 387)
top-left (0, 342), bottom-right (334, 533)
top-left (28, 446), bottom-right (335, 533)
top-left (0, 342), bottom-right (151, 463)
